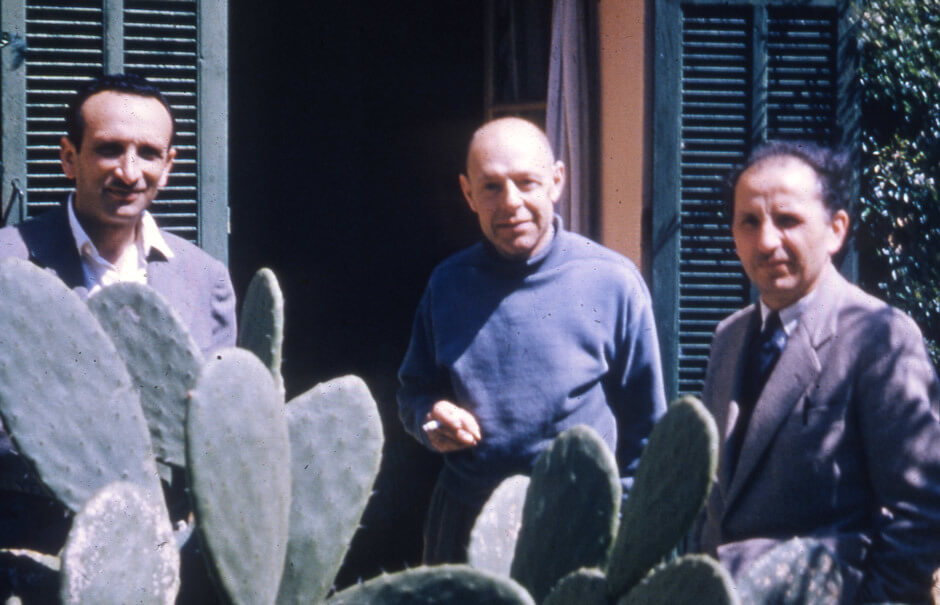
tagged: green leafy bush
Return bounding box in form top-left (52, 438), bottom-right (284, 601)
top-left (856, 0), bottom-right (940, 362)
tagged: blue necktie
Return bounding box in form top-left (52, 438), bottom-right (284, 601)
top-left (729, 310), bottom-right (787, 472)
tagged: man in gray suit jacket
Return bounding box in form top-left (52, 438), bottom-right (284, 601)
top-left (0, 73), bottom-right (235, 554)
top-left (0, 73), bottom-right (235, 355)
top-left (698, 141), bottom-right (940, 603)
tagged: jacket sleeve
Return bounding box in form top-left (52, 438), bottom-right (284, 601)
top-left (207, 260), bottom-right (237, 354)
top-left (856, 310), bottom-right (940, 602)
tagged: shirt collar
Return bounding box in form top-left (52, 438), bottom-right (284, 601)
top-left (67, 193), bottom-right (174, 261)
top-left (758, 283), bottom-right (820, 336)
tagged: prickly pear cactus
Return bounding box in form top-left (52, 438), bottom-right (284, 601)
top-left (468, 474), bottom-right (530, 577)
top-left (511, 425), bottom-right (621, 603)
top-left (187, 348), bottom-right (291, 605)
top-left (276, 375), bottom-right (384, 605)
top-left (60, 481), bottom-right (179, 605)
top-left (326, 564), bottom-right (536, 605)
top-left (88, 283), bottom-right (203, 473)
top-left (542, 568), bottom-right (608, 605)
top-left (237, 267), bottom-right (285, 398)
top-left (736, 537), bottom-right (843, 604)
top-left (0, 258), bottom-right (162, 511)
top-left (606, 396), bottom-right (718, 598)
top-left (618, 555), bottom-right (737, 605)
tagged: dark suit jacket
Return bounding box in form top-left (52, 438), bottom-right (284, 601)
top-left (0, 206), bottom-right (236, 356)
top-left (699, 264), bottom-right (940, 603)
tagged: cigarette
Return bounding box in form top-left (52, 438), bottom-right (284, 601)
top-left (422, 419), bottom-right (440, 432)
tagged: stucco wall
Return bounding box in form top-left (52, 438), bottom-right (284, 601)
top-left (598, 0), bottom-right (649, 273)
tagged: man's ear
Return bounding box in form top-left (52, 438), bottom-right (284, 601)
top-left (459, 174), bottom-right (478, 213)
top-left (60, 137), bottom-right (78, 180)
top-left (157, 147), bottom-right (177, 188)
top-left (550, 160), bottom-right (566, 204)
top-left (828, 209), bottom-right (850, 256)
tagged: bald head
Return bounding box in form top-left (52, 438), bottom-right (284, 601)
top-left (465, 117), bottom-right (556, 174)
top-left (460, 117), bottom-right (564, 259)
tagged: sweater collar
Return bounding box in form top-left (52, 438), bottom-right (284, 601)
top-left (481, 214), bottom-right (563, 273)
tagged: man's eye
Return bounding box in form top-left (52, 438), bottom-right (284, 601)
top-left (776, 215), bottom-right (800, 229)
top-left (483, 182), bottom-right (502, 193)
top-left (138, 147), bottom-right (163, 161)
top-left (95, 144), bottom-right (122, 157)
top-left (517, 179), bottom-right (538, 191)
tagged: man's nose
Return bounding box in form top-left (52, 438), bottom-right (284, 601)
top-left (114, 152), bottom-right (142, 183)
top-left (756, 222), bottom-right (782, 252)
top-left (500, 181), bottom-right (524, 209)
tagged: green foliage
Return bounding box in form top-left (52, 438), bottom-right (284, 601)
top-left (617, 556), bottom-right (737, 605)
top-left (187, 348), bottom-right (292, 605)
top-left (60, 482), bottom-right (179, 605)
top-left (468, 474), bottom-right (530, 577)
top-left (605, 395), bottom-right (718, 598)
top-left (0, 263), bottom-right (388, 604)
top-left (277, 376), bottom-right (384, 604)
top-left (326, 565), bottom-right (535, 605)
top-left (88, 283), bottom-right (203, 475)
top-left (238, 267), bottom-right (286, 398)
top-left (0, 258), bottom-right (163, 512)
top-left (511, 425), bottom-right (621, 603)
top-left (542, 568), bottom-right (607, 605)
top-left (856, 0), bottom-right (940, 362)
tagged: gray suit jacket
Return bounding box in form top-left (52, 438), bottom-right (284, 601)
top-left (0, 206), bottom-right (236, 356)
top-left (699, 264), bottom-right (940, 603)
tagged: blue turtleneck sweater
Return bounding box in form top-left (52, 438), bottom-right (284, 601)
top-left (398, 218), bottom-right (666, 504)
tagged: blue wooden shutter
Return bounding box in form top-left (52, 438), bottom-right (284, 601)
top-left (1, 0), bottom-right (227, 260)
top-left (653, 0), bottom-right (851, 399)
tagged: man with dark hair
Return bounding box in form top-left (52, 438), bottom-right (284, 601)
top-left (0, 72), bottom-right (235, 354)
top-left (398, 117), bottom-right (666, 564)
top-left (0, 73), bottom-right (236, 554)
top-left (698, 140), bottom-right (940, 602)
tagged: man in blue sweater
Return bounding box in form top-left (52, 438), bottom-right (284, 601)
top-left (398, 117), bottom-right (667, 563)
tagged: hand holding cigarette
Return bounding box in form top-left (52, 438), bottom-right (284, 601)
top-left (422, 400), bottom-right (482, 453)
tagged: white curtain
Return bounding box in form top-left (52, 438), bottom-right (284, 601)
top-left (546, 0), bottom-right (598, 238)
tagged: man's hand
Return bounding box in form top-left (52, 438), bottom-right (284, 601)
top-left (422, 400), bottom-right (482, 453)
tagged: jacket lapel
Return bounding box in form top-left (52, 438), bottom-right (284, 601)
top-left (722, 265), bottom-right (842, 513)
top-left (715, 308), bottom-right (760, 491)
top-left (24, 207), bottom-right (86, 292)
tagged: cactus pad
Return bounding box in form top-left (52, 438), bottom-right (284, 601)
top-left (237, 268), bottom-right (285, 397)
top-left (510, 425), bottom-right (621, 603)
top-left (468, 474), bottom-right (530, 577)
top-left (187, 347), bottom-right (291, 605)
top-left (88, 283), bottom-right (203, 471)
top-left (326, 564), bottom-right (535, 605)
top-left (276, 375), bottom-right (384, 605)
top-left (606, 396), bottom-right (718, 598)
top-left (736, 537), bottom-right (843, 604)
top-left (618, 555), bottom-right (737, 605)
top-left (542, 568), bottom-right (608, 605)
top-left (0, 258), bottom-right (161, 512)
top-left (60, 481), bottom-right (179, 605)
